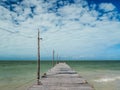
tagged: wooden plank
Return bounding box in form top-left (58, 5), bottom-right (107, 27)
top-left (28, 63), bottom-right (94, 90)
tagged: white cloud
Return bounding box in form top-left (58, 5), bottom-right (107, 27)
top-left (99, 3), bottom-right (116, 12)
top-left (0, 6), bottom-right (12, 21)
top-left (0, 0), bottom-right (120, 60)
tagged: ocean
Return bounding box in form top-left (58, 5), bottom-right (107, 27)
top-left (0, 61), bottom-right (120, 90)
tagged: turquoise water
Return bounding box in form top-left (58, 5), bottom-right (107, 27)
top-left (67, 61), bottom-right (120, 90)
top-left (0, 61), bottom-right (120, 90)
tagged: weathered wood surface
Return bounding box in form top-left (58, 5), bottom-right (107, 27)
top-left (28, 63), bottom-right (94, 90)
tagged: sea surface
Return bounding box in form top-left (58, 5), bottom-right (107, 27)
top-left (0, 61), bottom-right (120, 90)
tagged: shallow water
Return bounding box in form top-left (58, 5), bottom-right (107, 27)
top-left (67, 61), bottom-right (120, 90)
top-left (0, 61), bottom-right (120, 90)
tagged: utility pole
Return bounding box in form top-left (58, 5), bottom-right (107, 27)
top-left (37, 29), bottom-right (42, 85)
top-left (52, 50), bottom-right (55, 67)
top-left (56, 54), bottom-right (58, 64)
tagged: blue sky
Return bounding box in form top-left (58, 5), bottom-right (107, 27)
top-left (0, 0), bottom-right (120, 60)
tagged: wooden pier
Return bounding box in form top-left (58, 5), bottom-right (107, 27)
top-left (28, 63), bottom-right (94, 90)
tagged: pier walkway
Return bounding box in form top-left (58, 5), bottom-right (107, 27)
top-left (28, 63), bottom-right (94, 90)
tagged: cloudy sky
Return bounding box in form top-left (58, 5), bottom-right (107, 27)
top-left (0, 0), bottom-right (120, 60)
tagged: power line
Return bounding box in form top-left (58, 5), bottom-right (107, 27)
top-left (0, 27), bottom-right (35, 38)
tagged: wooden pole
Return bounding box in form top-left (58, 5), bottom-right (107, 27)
top-left (52, 50), bottom-right (55, 67)
top-left (37, 29), bottom-right (42, 85)
top-left (56, 54), bottom-right (58, 64)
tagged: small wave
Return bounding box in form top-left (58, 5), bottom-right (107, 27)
top-left (94, 76), bottom-right (120, 82)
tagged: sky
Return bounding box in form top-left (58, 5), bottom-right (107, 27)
top-left (0, 0), bottom-right (120, 60)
